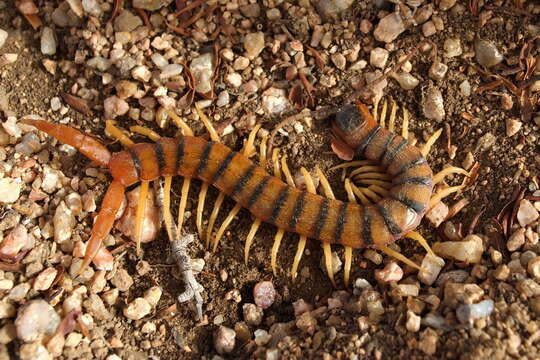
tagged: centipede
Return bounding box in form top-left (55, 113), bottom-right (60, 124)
top-left (21, 101), bottom-right (473, 307)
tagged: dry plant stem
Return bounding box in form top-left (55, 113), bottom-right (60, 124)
top-left (156, 180), bottom-right (204, 320)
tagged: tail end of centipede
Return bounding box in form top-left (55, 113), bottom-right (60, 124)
top-left (21, 119), bottom-right (111, 168)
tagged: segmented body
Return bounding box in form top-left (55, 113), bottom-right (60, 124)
top-left (22, 103), bottom-right (433, 265)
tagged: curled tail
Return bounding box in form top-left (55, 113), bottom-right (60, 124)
top-left (20, 119), bottom-right (111, 168)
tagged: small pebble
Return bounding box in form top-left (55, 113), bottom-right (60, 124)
top-left (528, 257), bottom-right (540, 278)
top-left (143, 286), bottom-right (162, 307)
top-left (406, 310), bottom-right (421, 332)
top-left (517, 199), bottom-right (539, 227)
top-left (82, 0), bottom-right (102, 16)
top-left (429, 61), bottom-right (448, 81)
top-left (261, 87), bottom-right (290, 115)
top-left (19, 342), bottom-right (51, 360)
top-left (0, 178), bottom-right (22, 204)
top-left (33, 267), bottom-right (58, 291)
top-left (253, 281), bottom-right (276, 309)
top-left (214, 326), bottom-right (235, 355)
top-left (444, 38), bottom-right (462, 58)
top-left (456, 299), bottom-right (494, 324)
top-left (507, 228), bottom-right (525, 252)
top-left (0, 302), bottom-right (16, 319)
top-left (0, 29), bottom-right (7, 49)
top-left (296, 312), bottom-right (317, 334)
top-left (40, 27), bottom-right (57, 55)
top-left (418, 254), bottom-right (445, 285)
top-left (459, 80), bottom-right (471, 97)
top-left (0, 224), bottom-right (28, 257)
top-left (374, 12), bottom-right (405, 43)
top-left (244, 32), bottom-right (265, 59)
top-left (370, 48), bottom-right (389, 68)
top-left (293, 299), bottom-right (313, 316)
top-left (433, 234), bottom-right (484, 263)
top-left (423, 86), bottom-right (445, 122)
top-left (123, 298), bottom-right (151, 320)
top-left (254, 329), bottom-right (271, 346)
top-left (83, 294), bottom-right (111, 320)
top-left (375, 262), bottom-right (403, 283)
top-left (114, 10), bottom-right (142, 32)
top-left (15, 300), bottom-right (60, 342)
top-left (190, 53), bottom-right (214, 94)
top-left (475, 38), bottom-right (504, 68)
top-left (426, 201), bottom-right (448, 227)
top-left (243, 303), bottom-right (263, 326)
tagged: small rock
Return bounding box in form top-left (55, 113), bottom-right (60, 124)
top-left (110, 268), bottom-right (134, 292)
top-left (459, 80), bottom-right (471, 97)
top-left (507, 228), bottom-right (526, 252)
top-left (375, 262), bottom-right (403, 282)
top-left (40, 167), bottom-right (62, 193)
top-left (423, 86), bottom-right (445, 122)
top-left (425, 201), bottom-right (449, 227)
top-left (528, 257), bottom-right (540, 278)
top-left (8, 283), bottom-right (30, 302)
top-left (475, 38), bottom-right (504, 68)
top-left (253, 281), bottom-right (275, 309)
top-left (0, 29), bottom-right (7, 49)
top-left (216, 91), bottom-right (229, 107)
top-left (393, 72), bottom-right (419, 90)
top-left (456, 299), bottom-right (494, 324)
top-left (331, 53), bottom-right (346, 70)
top-left (406, 310), bottom-right (421, 332)
top-left (254, 329), bottom-right (271, 346)
top-left (141, 322), bottom-right (156, 334)
top-left (370, 48), bottom-right (389, 68)
top-left (444, 38), bottom-right (462, 58)
top-left (439, 0), bottom-right (457, 10)
top-left (53, 201), bottom-right (75, 244)
top-left (418, 328), bottom-right (438, 355)
top-left (433, 234), bottom-right (484, 263)
top-left (82, 0), bottom-right (102, 16)
top-left (429, 61), bottom-right (448, 81)
top-left (314, 0), bottom-right (354, 20)
top-left (296, 312), bottom-right (317, 334)
top-left (143, 286), bottom-right (162, 307)
top-left (444, 282), bottom-right (484, 308)
top-left (133, 0), bottom-right (169, 11)
top-left (115, 80), bottom-right (137, 99)
top-left (293, 299), bottom-right (313, 316)
top-left (0, 178), bottom-right (22, 204)
top-left (243, 303), bottom-right (263, 326)
top-left (33, 267), bottom-right (58, 291)
top-left (15, 300), bottom-right (60, 342)
top-left (40, 27), bottom-right (57, 55)
top-left (19, 342), bottom-right (51, 360)
top-left (0, 302), bottom-right (16, 319)
top-left (83, 294), bottom-right (111, 320)
top-left (115, 186), bottom-right (159, 244)
top-left (114, 10), bottom-right (142, 32)
top-left (517, 199), bottom-right (539, 227)
top-left (243, 32), bottom-right (265, 59)
top-left (233, 56), bottom-right (250, 71)
top-left (261, 87), bottom-right (290, 115)
top-left (418, 254), bottom-right (445, 285)
top-left (0, 224), bottom-right (28, 257)
top-left (104, 96), bottom-right (129, 119)
top-left (214, 326), bottom-right (235, 355)
top-left (190, 53), bottom-right (214, 94)
top-left (123, 298), bottom-right (151, 320)
top-left (374, 12), bottom-right (405, 43)
top-left (226, 72), bottom-right (242, 88)
top-left (131, 65), bottom-right (151, 82)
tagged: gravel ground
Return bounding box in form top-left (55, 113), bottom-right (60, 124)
top-left (0, 0), bottom-right (540, 359)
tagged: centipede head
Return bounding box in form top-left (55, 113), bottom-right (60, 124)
top-left (330, 103), bottom-right (377, 148)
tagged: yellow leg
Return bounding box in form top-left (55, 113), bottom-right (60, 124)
top-left (271, 229), bottom-right (285, 276)
top-left (162, 176), bottom-right (174, 242)
top-left (350, 165), bottom-right (385, 177)
top-left (367, 184), bottom-right (390, 197)
top-left (196, 183), bottom-right (209, 239)
top-left (405, 231), bottom-right (435, 257)
top-left (378, 244), bottom-right (424, 272)
top-left (421, 128), bottom-right (443, 157)
top-left (343, 246), bottom-right (353, 287)
top-left (194, 104), bottom-right (220, 142)
top-left (134, 181), bottom-right (150, 256)
top-left (167, 110), bottom-right (194, 136)
top-left (315, 167), bottom-right (337, 287)
top-left (105, 120), bottom-right (135, 147)
top-left (388, 100), bottom-right (397, 133)
top-left (379, 99), bottom-right (388, 127)
top-left (244, 218), bottom-right (262, 265)
top-left (401, 108), bottom-right (409, 140)
top-left (212, 203), bottom-right (242, 252)
top-left (329, 160), bottom-right (377, 171)
top-left (290, 236), bottom-right (307, 281)
top-left (428, 185), bottom-right (466, 209)
top-left (129, 126), bottom-right (161, 142)
top-left (355, 172), bottom-right (392, 180)
top-left (206, 192), bottom-right (225, 248)
top-left (177, 177), bottom-right (191, 235)
top-left (360, 186), bottom-right (383, 202)
top-left (433, 167), bottom-right (469, 185)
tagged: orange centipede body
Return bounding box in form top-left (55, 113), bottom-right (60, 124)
top-left (21, 103), bottom-right (434, 277)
